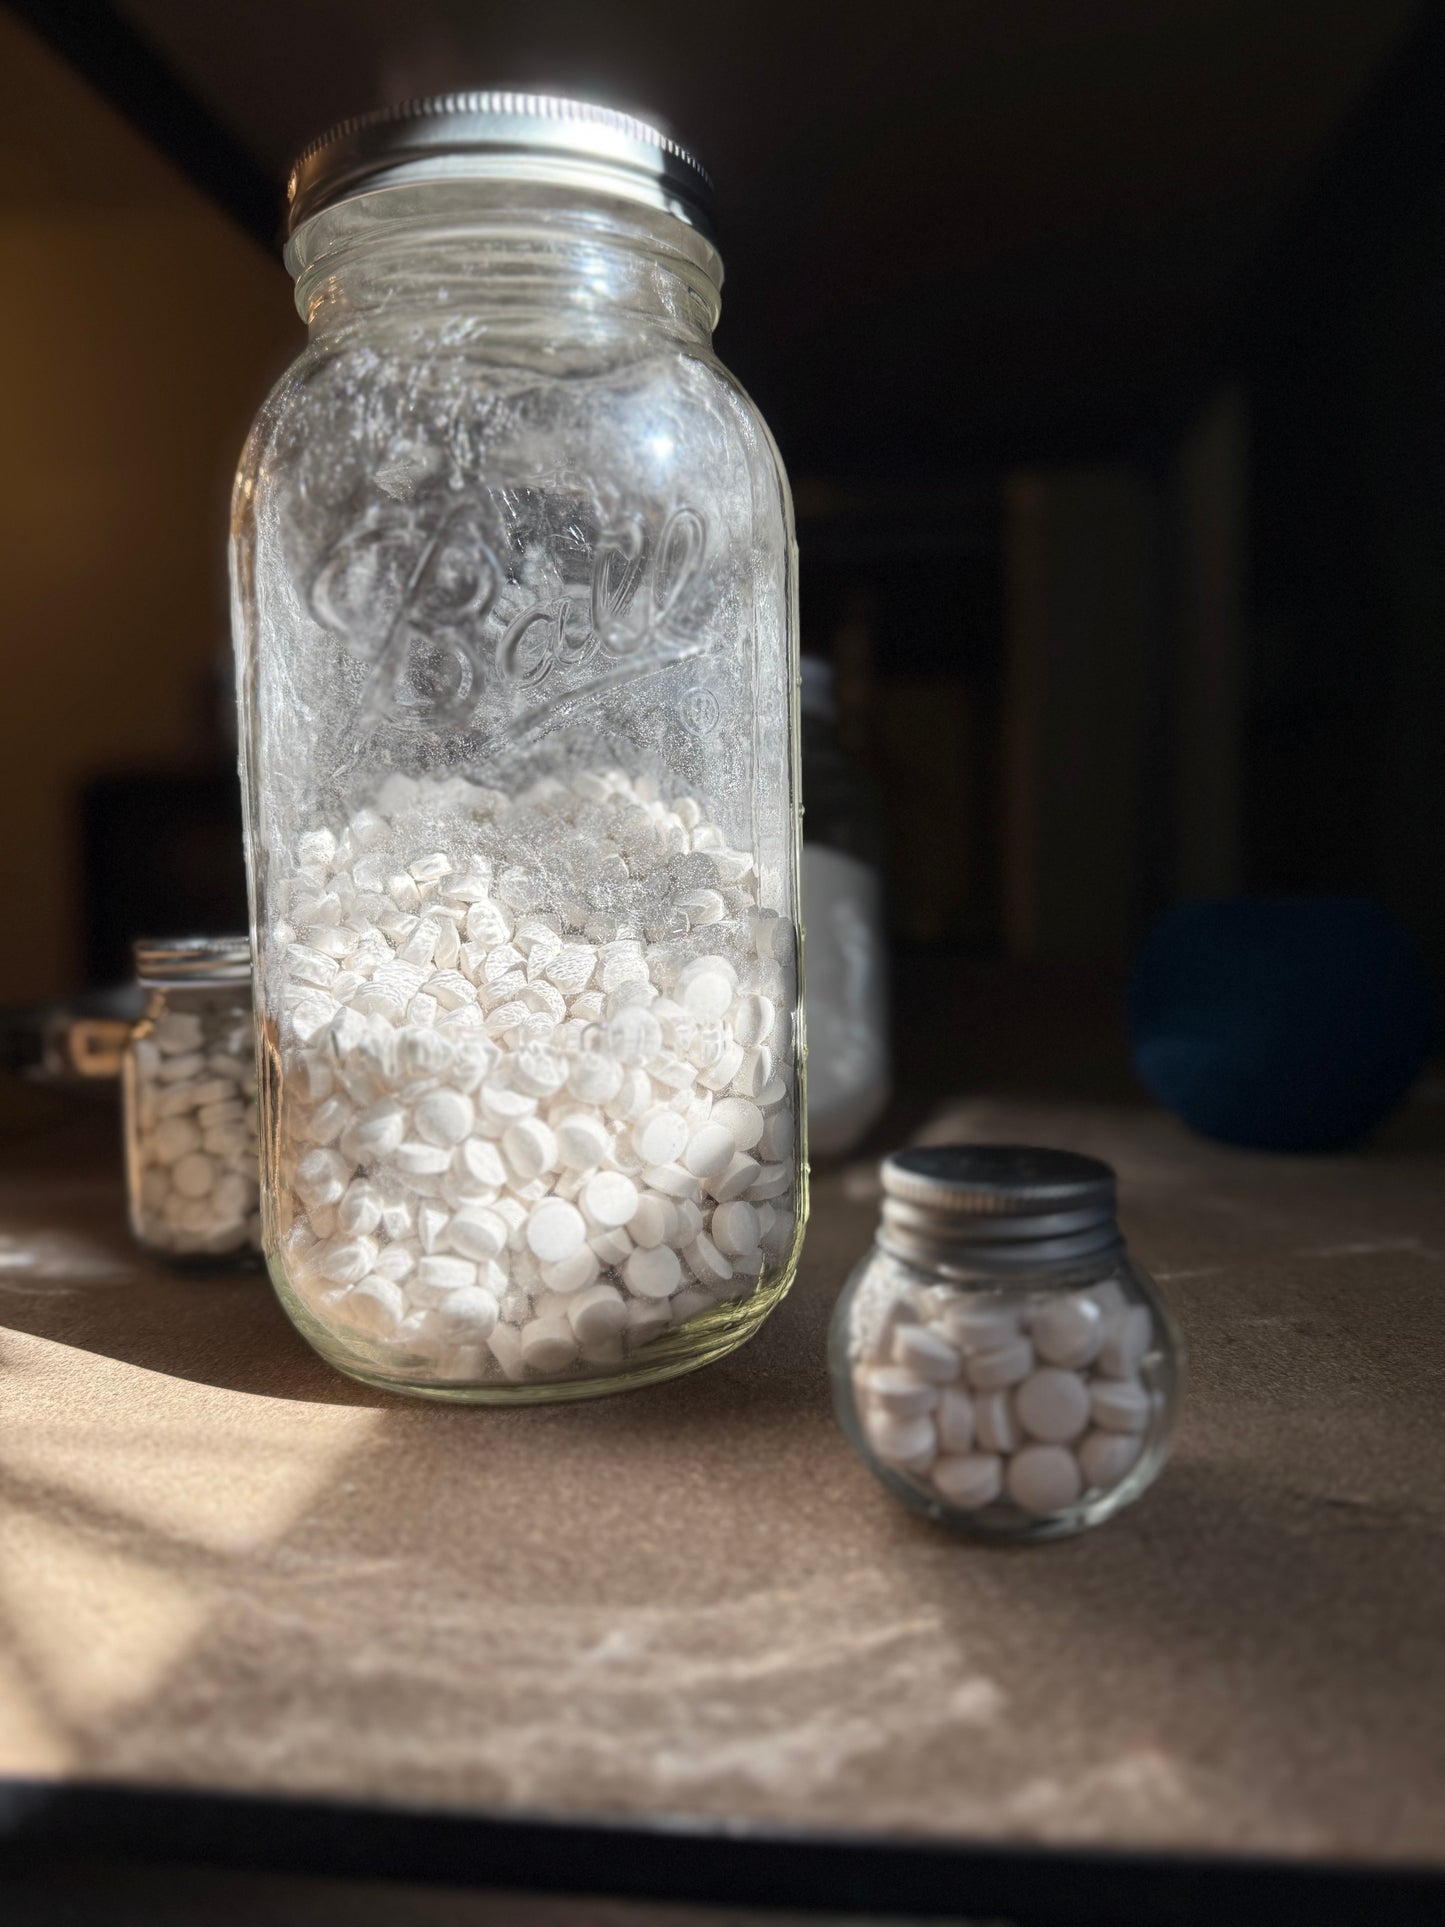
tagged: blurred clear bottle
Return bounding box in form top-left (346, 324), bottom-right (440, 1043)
top-left (122, 938), bottom-right (261, 1265)
top-left (800, 657), bottom-right (891, 1155)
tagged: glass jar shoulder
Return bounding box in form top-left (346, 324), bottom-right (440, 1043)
top-left (244, 320), bottom-right (772, 450)
top-left (233, 329), bottom-right (792, 586)
top-left (691, 349), bottom-right (795, 535)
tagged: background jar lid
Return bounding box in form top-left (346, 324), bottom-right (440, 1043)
top-left (133, 936), bottom-right (252, 988)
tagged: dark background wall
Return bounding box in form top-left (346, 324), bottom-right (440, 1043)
top-left (5, 0), bottom-right (1444, 1002)
top-left (0, 10), bottom-right (295, 1003)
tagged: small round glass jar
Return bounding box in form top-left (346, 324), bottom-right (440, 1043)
top-left (122, 938), bottom-right (262, 1265)
top-left (830, 1145), bottom-right (1183, 1541)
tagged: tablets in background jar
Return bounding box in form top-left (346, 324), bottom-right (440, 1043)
top-left (124, 939), bottom-right (261, 1263)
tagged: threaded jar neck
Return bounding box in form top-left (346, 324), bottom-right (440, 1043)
top-left (289, 187), bottom-right (722, 346)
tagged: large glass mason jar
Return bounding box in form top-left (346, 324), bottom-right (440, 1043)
top-left (231, 96), bottom-right (805, 1401)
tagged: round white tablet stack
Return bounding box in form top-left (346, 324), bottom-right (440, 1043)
top-left (130, 1006), bottom-right (261, 1257)
top-left (268, 768), bottom-right (799, 1383)
top-left (850, 1276), bottom-right (1157, 1519)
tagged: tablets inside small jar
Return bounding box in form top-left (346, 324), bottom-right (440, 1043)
top-left (846, 1271), bottom-right (1167, 1527)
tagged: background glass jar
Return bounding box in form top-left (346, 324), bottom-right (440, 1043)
top-left (799, 657), bottom-right (890, 1157)
top-left (122, 938), bottom-right (261, 1264)
top-left (231, 96), bottom-right (805, 1401)
top-left (831, 1146), bottom-right (1182, 1540)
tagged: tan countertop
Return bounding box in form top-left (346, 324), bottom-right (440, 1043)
top-left (3, 1042), bottom-right (1445, 1874)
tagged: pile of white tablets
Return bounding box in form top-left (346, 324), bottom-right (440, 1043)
top-left (268, 767), bottom-right (798, 1383)
top-left (850, 1277), bottom-right (1158, 1516)
top-left (130, 1008), bottom-right (261, 1258)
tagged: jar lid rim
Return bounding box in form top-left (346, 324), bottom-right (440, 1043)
top-left (878, 1145), bottom-right (1122, 1274)
top-left (882, 1143), bottom-right (1117, 1215)
top-left (286, 92), bottom-right (717, 247)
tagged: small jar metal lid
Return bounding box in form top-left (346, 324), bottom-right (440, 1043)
top-left (285, 92), bottom-right (716, 248)
top-left (878, 1144), bottom-right (1123, 1275)
top-left (133, 936), bottom-right (252, 988)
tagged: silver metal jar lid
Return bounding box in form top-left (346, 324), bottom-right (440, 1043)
top-left (133, 936), bottom-right (252, 988)
top-left (878, 1145), bottom-right (1124, 1274)
top-left (286, 92), bottom-right (716, 245)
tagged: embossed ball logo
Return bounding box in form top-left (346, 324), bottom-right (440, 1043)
top-left (310, 490), bottom-right (708, 731)
top-left (310, 496), bottom-right (500, 729)
top-left (498, 507), bottom-right (707, 685)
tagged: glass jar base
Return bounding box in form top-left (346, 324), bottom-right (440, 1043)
top-left (317, 1327), bottom-right (757, 1404)
top-left (274, 1259), bottom-right (798, 1404)
top-left (858, 1439), bottom-right (1173, 1543)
